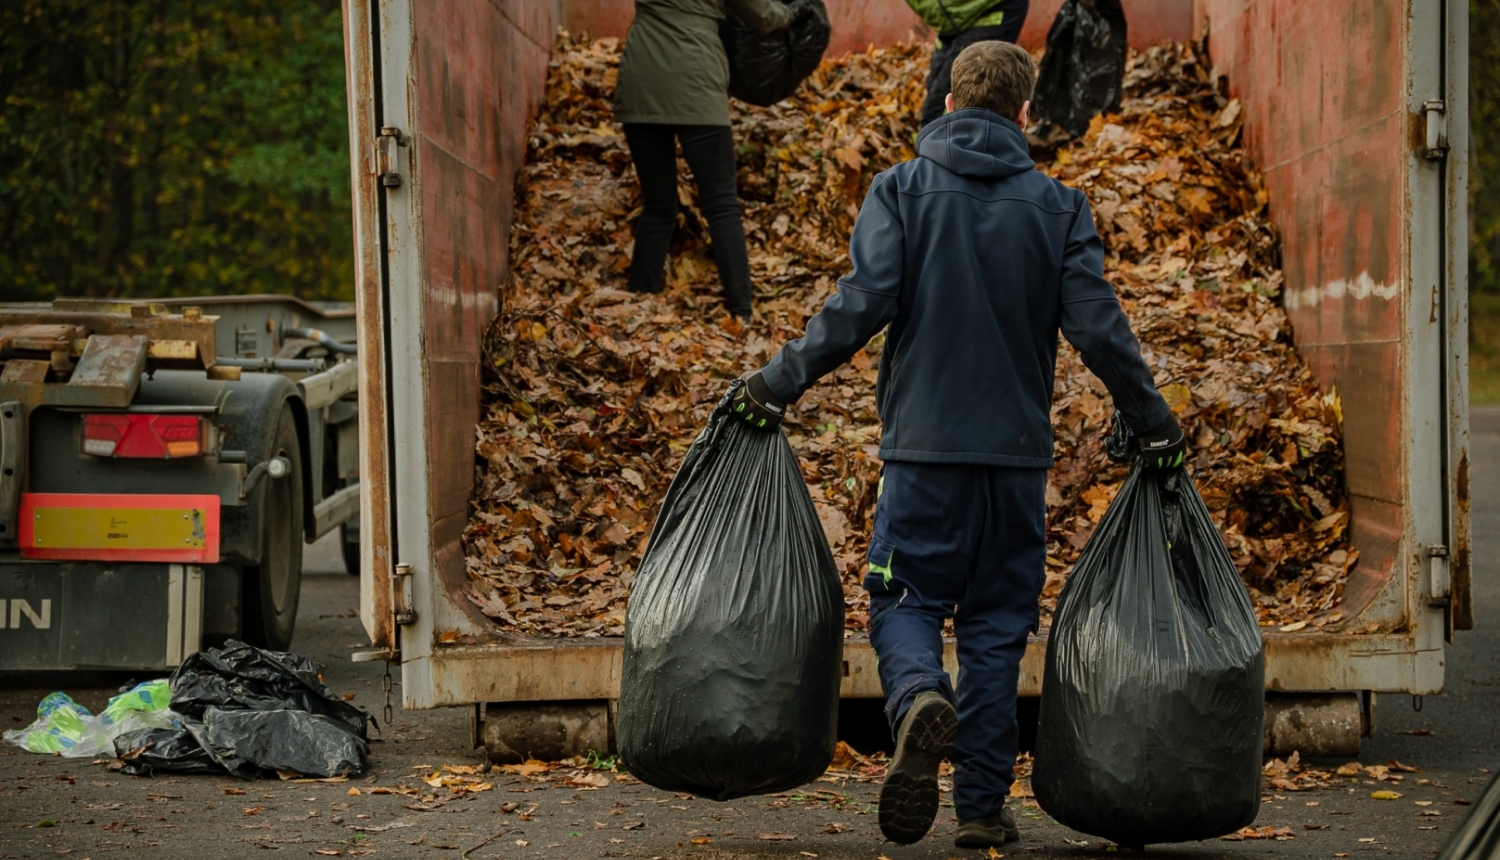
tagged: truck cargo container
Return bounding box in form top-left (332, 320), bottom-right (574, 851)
top-left (342, 0), bottom-right (1469, 758)
top-left (0, 296), bottom-right (362, 670)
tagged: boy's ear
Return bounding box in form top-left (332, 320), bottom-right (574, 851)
top-left (945, 92), bottom-right (955, 114)
top-left (1018, 99), bottom-right (1031, 128)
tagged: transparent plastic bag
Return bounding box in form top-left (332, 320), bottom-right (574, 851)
top-left (4, 681), bottom-right (177, 758)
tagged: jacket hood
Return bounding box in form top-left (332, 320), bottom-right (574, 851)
top-left (916, 109), bottom-right (1035, 179)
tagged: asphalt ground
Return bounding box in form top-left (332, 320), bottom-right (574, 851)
top-left (1, 410), bottom-right (1497, 860)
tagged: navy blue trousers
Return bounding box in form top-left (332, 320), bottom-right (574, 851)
top-left (864, 462), bottom-right (1047, 821)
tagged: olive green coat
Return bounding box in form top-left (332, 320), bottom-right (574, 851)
top-left (614, 0), bottom-right (795, 127)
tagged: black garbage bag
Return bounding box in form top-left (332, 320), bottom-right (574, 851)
top-left (114, 723), bottom-right (224, 776)
top-left (112, 640), bottom-right (372, 779)
top-left (722, 0), bottom-right (831, 107)
top-left (617, 382), bottom-right (843, 800)
top-left (1439, 770), bottom-right (1500, 859)
top-left (1031, 0), bottom-right (1128, 139)
top-left (170, 640), bottom-right (372, 738)
top-left (1032, 416), bottom-right (1264, 849)
top-left (198, 708), bottom-right (369, 778)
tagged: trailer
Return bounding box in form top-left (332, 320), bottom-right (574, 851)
top-left (342, 0), bottom-right (1469, 759)
top-left (0, 296), bottom-right (362, 669)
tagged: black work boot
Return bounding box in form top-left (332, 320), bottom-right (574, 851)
top-left (878, 690), bottom-right (958, 844)
top-left (954, 805), bottom-right (1020, 849)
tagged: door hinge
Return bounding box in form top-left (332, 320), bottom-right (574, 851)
top-left (376, 127), bottom-right (408, 188)
top-left (1422, 100), bottom-right (1448, 160)
top-left (392, 562), bottom-right (417, 625)
top-left (1427, 544), bottom-right (1450, 606)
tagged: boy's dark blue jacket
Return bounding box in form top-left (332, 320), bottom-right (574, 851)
top-left (760, 108), bottom-right (1171, 467)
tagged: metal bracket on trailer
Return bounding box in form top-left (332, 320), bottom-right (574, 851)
top-left (0, 402), bottom-right (22, 542)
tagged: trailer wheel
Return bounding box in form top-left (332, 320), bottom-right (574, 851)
top-left (243, 404), bottom-right (304, 650)
top-left (340, 519), bottom-right (360, 576)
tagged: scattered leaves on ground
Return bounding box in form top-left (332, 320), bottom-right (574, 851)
top-left (1222, 825), bottom-right (1295, 841)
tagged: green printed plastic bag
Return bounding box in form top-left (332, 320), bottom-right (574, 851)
top-left (4, 681), bottom-right (177, 758)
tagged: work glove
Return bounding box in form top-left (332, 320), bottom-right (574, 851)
top-left (1138, 413), bottom-right (1187, 469)
top-left (731, 371), bottom-right (786, 431)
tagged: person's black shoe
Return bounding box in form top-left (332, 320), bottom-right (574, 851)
top-left (878, 691), bottom-right (957, 844)
top-left (954, 805), bottom-right (1019, 848)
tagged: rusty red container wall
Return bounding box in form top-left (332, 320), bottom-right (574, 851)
top-left (1199, 0), bottom-right (1407, 617)
top-left (561, 0), bottom-right (1191, 54)
top-left (412, 0), bottom-right (554, 621)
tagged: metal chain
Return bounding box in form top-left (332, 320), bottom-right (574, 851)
top-left (382, 658), bottom-right (395, 727)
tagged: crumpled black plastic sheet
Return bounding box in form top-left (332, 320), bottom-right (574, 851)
top-left (1032, 0), bottom-right (1129, 138)
top-left (1439, 770), bottom-right (1500, 859)
top-left (617, 382), bottom-right (843, 800)
top-left (722, 0), bottom-right (831, 107)
top-left (115, 723), bottom-right (223, 776)
top-left (169, 640), bottom-right (372, 737)
top-left (113, 640), bottom-right (372, 779)
top-left (198, 708), bottom-right (369, 778)
top-left (1033, 418), bottom-right (1264, 849)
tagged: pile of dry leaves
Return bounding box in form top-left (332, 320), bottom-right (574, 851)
top-left (463, 34), bottom-right (1354, 638)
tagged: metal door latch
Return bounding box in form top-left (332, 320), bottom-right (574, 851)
top-left (393, 562), bottom-right (417, 625)
top-left (377, 127), bottom-right (408, 188)
top-left (1422, 100), bottom-right (1448, 160)
top-left (1427, 544), bottom-right (1450, 606)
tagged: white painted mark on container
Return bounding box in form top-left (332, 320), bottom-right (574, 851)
top-left (8, 599), bottom-right (51, 630)
top-left (1285, 271), bottom-right (1401, 311)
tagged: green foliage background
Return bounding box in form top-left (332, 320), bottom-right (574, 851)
top-left (0, 1), bottom-right (1494, 311)
top-left (0, 0), bottom-right (352, 301)
top-left (1470, 0), bottom-right (1500, 401)
top-left (1473, 0), bottom-right (1500, 295)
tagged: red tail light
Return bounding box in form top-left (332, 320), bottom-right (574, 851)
top-left (81, 414), bottom-right (213, 459)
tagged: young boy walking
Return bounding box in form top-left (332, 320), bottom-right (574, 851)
top-left (730, 41), bottom-right (1186, 848)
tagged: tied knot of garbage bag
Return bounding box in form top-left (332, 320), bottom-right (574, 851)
top-left (1033, 454), bottom-right (1265, 849)
top-left (617, 382), bottom-right (844, 800)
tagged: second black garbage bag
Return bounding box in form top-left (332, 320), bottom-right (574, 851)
top-left (1033, 419), bottom-right (1264, 849)
top-left (722, 0), bottom-right (831, 107)
top-left (618, 382), bottom-right (843, 801)
top-left (1031, 0), bottom-right (1128, 140)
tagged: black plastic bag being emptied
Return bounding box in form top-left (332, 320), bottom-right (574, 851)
top-left (1033, 418), bottom-right (1264, 849)
top-left (1032, 0), bottom-right (1128, 139)
top-left (115, 640), bottom-right (372, 779)
top-left (618, 382), bottom-right (843, 800)
top-left (722, 0), bottom-right (831, 107)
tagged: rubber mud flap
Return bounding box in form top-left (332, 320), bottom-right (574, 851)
top-left (618, 381), bottom-right (843, 800)
top-left (721, 0), bottom-right (831, 107)
top-left (1033, 418), bottom-right (1265, 848)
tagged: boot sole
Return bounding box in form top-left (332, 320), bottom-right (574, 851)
top-left (878, 696), bottom-right (958, 845)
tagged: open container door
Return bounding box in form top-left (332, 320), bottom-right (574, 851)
top-left (1196, 0), bottom-right (1469, 696)
top-left (342, 0), bottom-right (555, 703)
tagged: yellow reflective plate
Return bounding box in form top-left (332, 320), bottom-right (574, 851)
top-left (31, 506), bottom-right (207, 550)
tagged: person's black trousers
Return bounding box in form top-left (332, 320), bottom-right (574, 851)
top-left (622, 123), bottom-right (753, 318)
top-left (863, 461), bottom-right (1048, 822)
top-left (919, 3), bottom-right (1031, 127)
